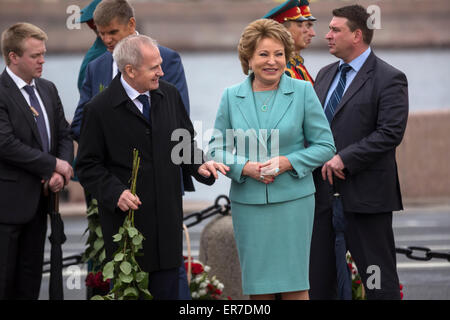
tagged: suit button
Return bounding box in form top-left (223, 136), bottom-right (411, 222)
top-left (146, 129), bottom-right (151, 135)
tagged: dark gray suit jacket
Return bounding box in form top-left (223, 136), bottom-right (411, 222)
top-left (0, 70), bottom-right (73, 224)
top-left (313, 51), bottom-right (408, 213)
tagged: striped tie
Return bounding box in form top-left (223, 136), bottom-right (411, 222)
top-left (324, 63), bottom-right (352, 124)
top-left (23, 85), bottom-right (49, 152)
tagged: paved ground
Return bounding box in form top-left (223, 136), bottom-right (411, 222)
top-left (38, 203), bottom-right (450, 300)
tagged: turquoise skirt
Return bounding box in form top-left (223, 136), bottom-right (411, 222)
top-left (231, 195), bottom-right (315, 295)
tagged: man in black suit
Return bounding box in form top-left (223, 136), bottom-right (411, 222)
top-left (76, 35), bottom-right (228, 300)
top-left (309, 5), bottom-right (408, 300)
top-left (0, 23), bottom-right (74, 299)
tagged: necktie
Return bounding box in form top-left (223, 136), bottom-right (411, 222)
top-left (23, 85), bottom-right (49, 152)
top-left (324, 63), bottom-right (352, 124)
top-left (137, 94), bottom-right (151, 122)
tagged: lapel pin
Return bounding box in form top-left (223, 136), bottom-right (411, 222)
top-left (30, 106), bottom-right (39, 117)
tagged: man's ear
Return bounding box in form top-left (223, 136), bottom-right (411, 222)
top-left (124, 64), bottom-right (134, 78)
top-left (8, 51), bottom-right (19, 65)
top-left (128, 17), bottom-right (136, 31)
top-left (353, 29), bottom-right (363, 44)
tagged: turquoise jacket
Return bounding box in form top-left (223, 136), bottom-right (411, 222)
top-left (209, 73), bottom-right (336, 204)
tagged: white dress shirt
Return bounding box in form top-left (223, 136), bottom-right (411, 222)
top-left (120, 74), bottom-right (150, 113)
top-left (6, 66), bottom-right (51, 147)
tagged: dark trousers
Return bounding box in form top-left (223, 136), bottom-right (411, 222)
top-left (0, 205), bottom-right (47, 300)
top-left (309, 207), bottom-right (401, 300)
top-left (148, 267), bottom-right (179, 300)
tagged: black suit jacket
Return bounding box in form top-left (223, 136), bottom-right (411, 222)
top-left (76, 75), bottom-right (214, 272)
top-left (0, 69), bottom-right (74, 224)
top-left (313, 51), bottom-right (408, 213)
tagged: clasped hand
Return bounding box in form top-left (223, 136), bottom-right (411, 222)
top-left (243, 156), bottom-right (292, 184)
top-left (42, 158), bottom-right (74, 193)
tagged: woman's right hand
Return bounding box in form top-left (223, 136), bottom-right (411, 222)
top-left (242, 161), bottom-right (275, 184)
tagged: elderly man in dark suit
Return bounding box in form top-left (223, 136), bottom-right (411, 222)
top-left (70, 0), bottom-right (195, 299)
top-left (309, 5), bottom-right (408, 300)
top-left (0, 23), bottom-right (73, 299)
top-left (76, 34), bottom-right (228, 300)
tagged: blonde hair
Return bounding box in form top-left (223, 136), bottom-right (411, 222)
top-left (1, 22), bottom-right (47, 65)
top-left (238, 19), bottom-right (294, 75)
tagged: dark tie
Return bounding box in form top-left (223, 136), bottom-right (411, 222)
top-left (23, 85), bottom-right (49, 152)
top-left (324, 63), bottom-right (352, 124)
top-left (137, 94), bottom-right (151, 122)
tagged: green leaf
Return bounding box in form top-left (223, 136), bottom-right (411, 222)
top-left (103, 261), bottom-right (115, 280)
top-left (138, 288), bottom-right (153, 300)
top-left (123, 287), bottom-right (139, 298)
top-left (120, 261), bottom-right (132, 275)
top-left (112, 233), bottom-right (122, 242)
top-left (136, 272), bottom-right (149, 290)
top-left (93, 238), bottom-right (104, 251)
top-left (90, 295), bottom-right (105, 300)
top-left (127, 227), bottom-right (138, 238)
top-left (135, 271), bottom-right (146, 283)
top-left (119, 227), bottom-right (125, 235)
top-left (114, 253), bottom-right (125, 262)
top-left (95, 226), bottom-right (103, 237)
top-left (119, 272), bottom-right (133, 283)
top-left (132, 234), bottom-right (143, 246)
top-left (99, 249), bottom-right (106, 263)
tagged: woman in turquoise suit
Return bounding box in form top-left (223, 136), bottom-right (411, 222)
top-left (208, 19), bottom-right (335, 300)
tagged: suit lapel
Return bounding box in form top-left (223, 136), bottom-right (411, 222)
top-left (266, 74), bottom-right (294, 140)
top-left (94, 52), bottom-right (113, 95)
top-left (334, 52), bottom-right (375, 117)
top-left (110, 75), bottom-right (151, 125)
top-left (234, 74), bottom-right (294, 152)
top-left (316, 62), bottom-right (340, 106)
top-left (1, 71), bottom-right (44, 150)
top-left (235, 76), bottom-right (261, 135)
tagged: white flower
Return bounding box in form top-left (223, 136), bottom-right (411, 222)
top-left (194, 276), bottom-right (202, 284)
top-left (200, 281), bottom-right (208, 289)
top-left (204, 265), bottom-right (211, 273)
top-left (199, 289), bottom-right (207, 296)
top-left (217, 283), bottom-right (224, 290)
top-left (191, 292), bottom-right (199, 298)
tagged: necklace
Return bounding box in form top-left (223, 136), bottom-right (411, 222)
top-left (255, 89), bottom-right (277, 112)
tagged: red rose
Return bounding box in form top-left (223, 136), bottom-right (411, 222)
top-left (400, 291), bottom-right (404, 299)
top-left (85, 272), bottom-right (95, 288)
top-left (399, 283), bottom-right (403, 291)
top-left (191, 263), bottom-right (204, 275)
top-left (355, 280), bottom-right (361, 285)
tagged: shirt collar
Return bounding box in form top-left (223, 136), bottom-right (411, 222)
top-left (340, 47), bottom-right (371, 73)
top-left (6, 66), bottom-right (36, 89)
top-left (120, 74), bottom-right (149, 101)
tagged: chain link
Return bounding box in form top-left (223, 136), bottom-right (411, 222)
top-left (396, 246), bottom-right (450, 262)
top-left (183, 194), bottom-right (230, 228)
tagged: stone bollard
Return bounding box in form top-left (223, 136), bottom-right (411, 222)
top-left (199, 214), bottom-right (249, 300)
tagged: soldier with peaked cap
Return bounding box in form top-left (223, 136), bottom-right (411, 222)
top-left (263, 0), bottom-right (316, 83)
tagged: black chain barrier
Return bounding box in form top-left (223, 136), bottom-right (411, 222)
top-left (42, 195), bottom-right (231, 274)
top-left (43, 195), bottom-right (450, 273)
top-left (396, 246), bottom-right (450, 262)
